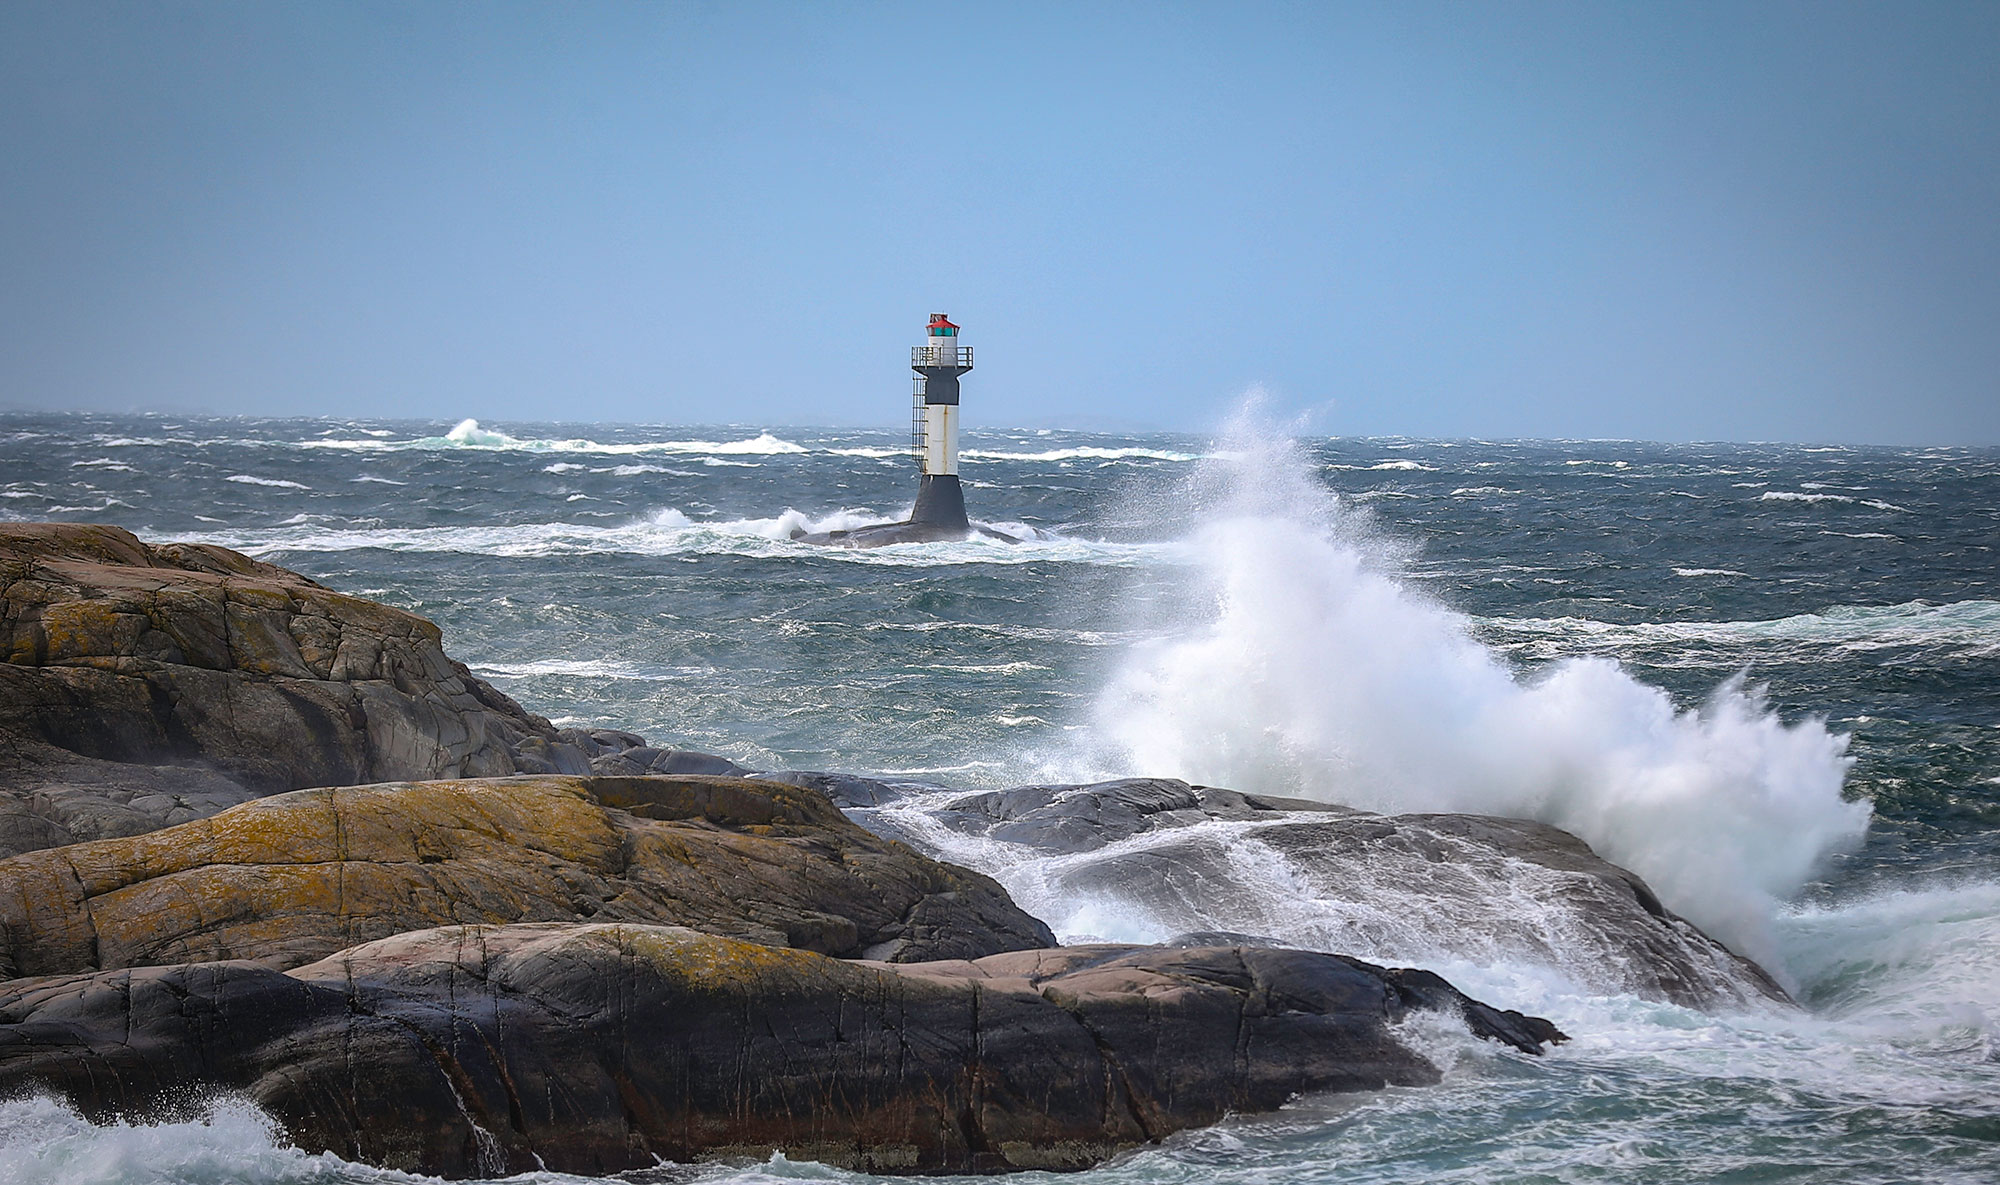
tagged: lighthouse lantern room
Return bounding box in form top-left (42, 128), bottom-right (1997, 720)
top-left (909, 313), bottom-right (973, 531)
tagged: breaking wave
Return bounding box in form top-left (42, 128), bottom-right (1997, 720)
top-left (298, 419), bottom-right (808, 456)
top-left (961, 446), bottom-right (1202, 463)
top-left (165, 509), bottom-right (1161, 568)
top-left (1069, 410), bottom-right (1870, 967)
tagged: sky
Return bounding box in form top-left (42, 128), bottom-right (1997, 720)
top-left (2, 2), bottom-right (1997, 444)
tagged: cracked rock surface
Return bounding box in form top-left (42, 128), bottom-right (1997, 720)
top-left (0, 922), bottom-right (1564, 1178)
top-left (0, 524), bottom-right (578, 856)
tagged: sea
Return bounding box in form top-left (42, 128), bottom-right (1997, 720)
top-left (1, 409), bottom-right (1996, 1184)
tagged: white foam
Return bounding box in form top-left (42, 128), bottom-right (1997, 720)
top-left (1673, 568), bottom-right (1748, 578)
top-left (299, 419), bottom-right (808, 457)
top-left (1760, 491), bottom-right (1909, 512)
top-left (1067, 410), bottom-right (1869, 967)
top-left (1492, 600), bottom-right (2000, 659)
top-left (961, 446), bottom-right (1201, 463)
top-left (474, 657), bottom-right (711, 682)
top-left (225, 474), bottom-right (310, 490)
top-left (159, 509), bottom-right (1163, 569)
top-left (0, 1094), bottom-right (390, 1185)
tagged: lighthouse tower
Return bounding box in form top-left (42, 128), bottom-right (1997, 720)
top-left (909, 313), bottom-right (972, 532)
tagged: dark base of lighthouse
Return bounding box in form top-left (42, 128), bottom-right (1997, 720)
top-left (910, 474), bottom-right (969, 531)
top-left (792, 477), bottom-right (1023, 549)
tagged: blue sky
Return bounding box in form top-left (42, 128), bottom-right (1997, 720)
top-left (3, 1), bottom-right (1996, 443)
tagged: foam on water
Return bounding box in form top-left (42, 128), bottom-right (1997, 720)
top-left (1065, 414), bottom-right (1869, 966)
top-left (960, 445), bottom-right (1203, 462)
top-left (298, 419), bottom-right (809, 457)
top-left (225, 475), bottom-right (311, 490)
top-left (165, 507), bottom-right (1162, 568)
top-left (0, 1095), bottom-right (380, 1185)
top-left (1490, 599), bottom-right (2000, 662)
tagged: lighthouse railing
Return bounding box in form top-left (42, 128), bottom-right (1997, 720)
top-left (911, 345), bottom-right (974, 368)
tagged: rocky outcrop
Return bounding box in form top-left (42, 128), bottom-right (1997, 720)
top-left (866, 778), bottom-right (1788, 1009)
top-left (0, 922), bottom-right (1563, 1178)
top-left (0, 524), bottom-right (582, 856)
top-left (0, 773), bottom-right (1054, 978)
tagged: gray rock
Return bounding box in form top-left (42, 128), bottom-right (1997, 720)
top-left (900, 776), bottom-right (1788, 1009)
top-left (0, 922), bottom-right (1563, 1178)
top-left (0, 524), bottom-right (567, 856)
top-left (933, 777), bottom-right (1343, 853)
top-left (761, 769), bottom-right (941, 808)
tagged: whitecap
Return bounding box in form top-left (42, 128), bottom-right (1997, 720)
top-left (161, 508), bottom-right (1165, 569)
top-left (299, 420), bottom-right (808, 457)
top-left (961, 446), bottom-right (1201, 463)
top-left (1760, 491), bottom-right (1856, 504)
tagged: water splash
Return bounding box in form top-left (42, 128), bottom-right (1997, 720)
top-left (1072, 409), bottom-right (1869, 966)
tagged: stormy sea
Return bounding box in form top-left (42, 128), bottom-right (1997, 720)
top-left (2, 409), bottom-right (1996, 1184)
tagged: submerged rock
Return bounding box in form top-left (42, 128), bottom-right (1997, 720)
top-left (897, 778), bottom-right (1788, 1009)
top-left (0, 922), bottom-right (1562, 1178)
top-left (0, 524), bottom-right (575, 856)
top-left (0, 773), bottom-right (1054, 978)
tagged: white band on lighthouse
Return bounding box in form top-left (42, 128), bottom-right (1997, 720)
top-left (923, 404), bottom-right (958, 475)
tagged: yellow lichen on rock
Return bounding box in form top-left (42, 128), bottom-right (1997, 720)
top-left (0, 773), bottom-right (1055, 978)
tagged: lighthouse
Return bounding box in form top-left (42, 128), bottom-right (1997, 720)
top-left (793, 311), bottom-right (1019, 548)
top-left (909, 313), bottom-right (972, 532)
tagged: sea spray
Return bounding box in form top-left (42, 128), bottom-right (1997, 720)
top-left (1071, 412), bottom-right (1870, 967)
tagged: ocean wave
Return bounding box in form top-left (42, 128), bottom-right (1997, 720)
top-left (473, 658), bottom-right (712, 682)
top-left (1489, 600), bottom-right (2000, 658)
top-left (1761, 491), bottom-right (1910, 512)
top-left (69, 458), bottom-right (134, 471)
top-left (960, 446), bottom-right (1201, 463)
top-left (1065, 410), bottom-right (1868, 968)
top-left (545, 462), bottom-right (682, 476)
top-left (299, 419), bottom-right (809, 457)
top-left (225, 474), bottom-right (311, 490)
top-left (1325, 459), bottom-right (1438, 472)
top-left (826, 446), bottom-right (909, 458)
top-left (0, 1094), bottom-right (372, 1185)
top-left (155, 509), bottom-right (1164, 568)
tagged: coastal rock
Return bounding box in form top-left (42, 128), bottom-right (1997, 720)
top-left (0, 524), bottom-right (565, 856)
top-left (0, 773), bottom-right (1054, 978)
top-left (909, 778), bottom-right (1788, 1009)
top-left (0, 922), bottom-right (1563, 1178)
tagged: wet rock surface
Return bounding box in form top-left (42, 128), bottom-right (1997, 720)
top-left (0, 922), bottom-right (1563, 1178)
top-left (868, 777), bottom-right (1788, 1008)
top-left (0, 772), bottom-right (1054, 978)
